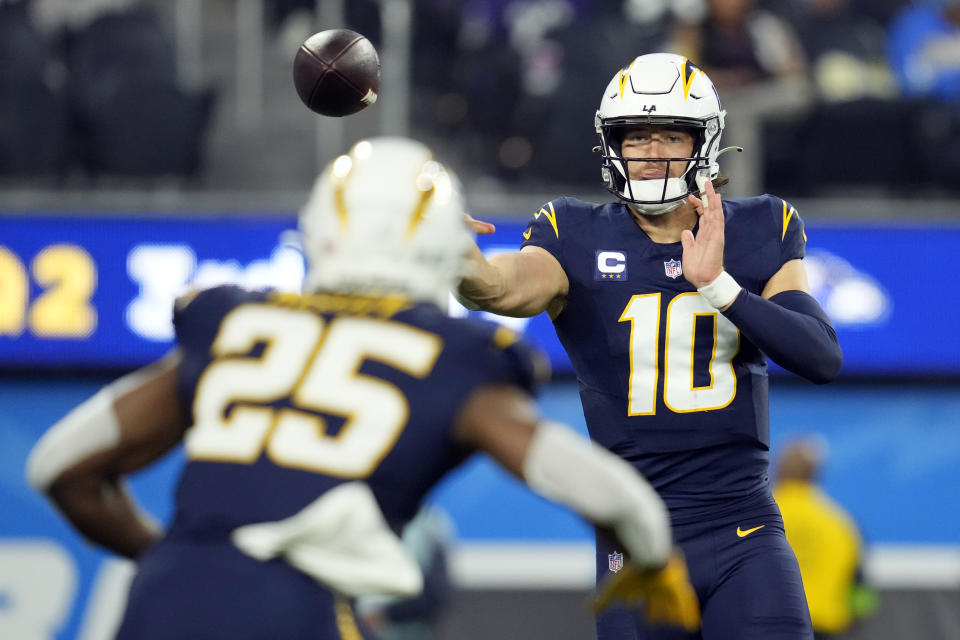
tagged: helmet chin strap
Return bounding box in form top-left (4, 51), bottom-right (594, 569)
top-left (629, 198), bottom-right (686, 216)
top-left (622, 176), bottom-right (689, 216)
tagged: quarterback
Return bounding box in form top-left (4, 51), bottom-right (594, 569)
top-left (458, 53), bottom-right (842, 639)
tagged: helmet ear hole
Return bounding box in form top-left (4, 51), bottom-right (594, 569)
top-left (601, 166), bottom-right (614, 190)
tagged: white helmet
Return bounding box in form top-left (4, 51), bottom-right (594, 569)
top-left (299, 137), bottom-right (472, 307)
top-left (595, 53), bottom-right (726, 215)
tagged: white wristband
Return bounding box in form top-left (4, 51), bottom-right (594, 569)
top-left (697, 270), bottom-right (742, 309)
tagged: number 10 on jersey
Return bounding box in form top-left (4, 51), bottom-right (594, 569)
top-left (619, 292), bottom-right (739, 415)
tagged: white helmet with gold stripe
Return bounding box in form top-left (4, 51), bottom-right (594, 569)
top-left (595, 53), bottom-right (726, 215)
top-left (299, 137), bottom-right (472, 307)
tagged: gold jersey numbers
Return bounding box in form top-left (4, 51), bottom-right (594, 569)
top-left (187, 304), bottom-right (442, 477)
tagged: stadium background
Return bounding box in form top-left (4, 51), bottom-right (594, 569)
top-left (1, 1), bottom-right (958, 638)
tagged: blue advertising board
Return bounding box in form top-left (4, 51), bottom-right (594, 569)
top-left (0, 214), bottom-right (957, 375)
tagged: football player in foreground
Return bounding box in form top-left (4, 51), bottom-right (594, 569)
top-left (457, 53), bottom-right (842, 639)
top-left (27, 137), bottom-right (698, 639)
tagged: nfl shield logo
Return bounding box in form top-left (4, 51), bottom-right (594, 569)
top-left (664, 259), bottom-right (682, 279)
top-left (608, 551), bottom-right (624, 573)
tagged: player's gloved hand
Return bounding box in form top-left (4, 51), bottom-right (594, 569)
top-left (592, 551), bottom-right (701, 632)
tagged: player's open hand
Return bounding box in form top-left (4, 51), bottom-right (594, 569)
top-left (456, 214), bottom-right (496, 309)
top-left (464, 213), bottom-right (496, 235)
top-left (592, 552), bottom-right (701, 632)
top-left (681, 180), bottom-right (724, 289)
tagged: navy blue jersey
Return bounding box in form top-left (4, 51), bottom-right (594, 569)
top-left (170, 286), bottom-right (544, 536)
top-left (521, 196), bottom-right (806, 514)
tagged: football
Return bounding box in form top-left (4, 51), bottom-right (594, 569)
top-left (293, 29), bottom-right (380, 117)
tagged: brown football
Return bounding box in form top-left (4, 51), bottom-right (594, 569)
top-left (293, 29), bottom-right (380, 117)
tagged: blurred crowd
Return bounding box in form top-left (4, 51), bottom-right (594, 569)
top-left (0, 0), bottom-right (212, 183)
top-left (2, 0), bottom-right (960, 198)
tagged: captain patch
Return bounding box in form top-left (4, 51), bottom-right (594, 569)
top-left (596, 251), bottom-right (627, 281)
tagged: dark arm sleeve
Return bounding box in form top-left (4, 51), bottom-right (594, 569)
top-left (722, 289), bottom-right (842, 384)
